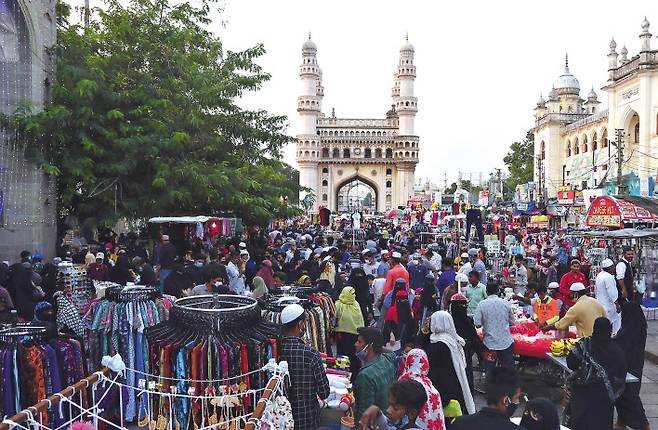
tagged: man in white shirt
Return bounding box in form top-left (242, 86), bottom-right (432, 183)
top-left (616, 247), bottom-right (639, 302)
top-left (596, 258), bottom-right (621, 332)
top-left (458, 253), bottom-right (472, 275)
top-left (227, 251), bottom-right (247, 295)
top-left (362, 249), bottom-right (380, 277)
top-left (511, 254), bottom-right (528, 295)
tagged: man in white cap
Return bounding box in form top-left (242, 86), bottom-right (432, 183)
top-left (458, 252), bottom-right (472, 275)
top-left (279, 304), bottom-right (330, 429)
top-left (382, 251), bottom-right (409, 297)
top-left (362, 249), bottom-right (380, 277)
top-left (595, 258), bottom-right (621, 332)
top-left (542, 282), bottom-right (606, 337)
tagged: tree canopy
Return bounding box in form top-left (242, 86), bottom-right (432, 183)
top-left (1, 0), bottom-right (299, 227)
top-left (503, 130), bottom-right (535, 194)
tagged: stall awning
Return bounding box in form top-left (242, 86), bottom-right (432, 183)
top-left (613, 195), bottom-right (658, 217)
top-left (586, 196), bottom-right (658, 228)
top-left (148, 216), bottom-right (211, 224)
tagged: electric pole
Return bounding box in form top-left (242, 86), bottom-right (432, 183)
top-left (536, 155), bottom-right (543, 206)
top-left (495, 168), bottom-right (502, 202)
top-left (612, 128), bottom-right (627, 195)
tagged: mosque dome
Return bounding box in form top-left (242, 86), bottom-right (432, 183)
top-left (400, 34), bottom-right (414, 53)
top-left (587, 87), bottom-right (598, 100)
top-left (554, 54), bottom-right (580, 95)
top-left (302, 35), bottom-right (317, 53)
top-left (548, 86), bottom-right (559, 101)
top-left (536, 94), bottom-right (546, 106)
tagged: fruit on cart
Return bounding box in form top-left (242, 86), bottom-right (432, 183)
top-left (550, 340), bottom-right (565, 356)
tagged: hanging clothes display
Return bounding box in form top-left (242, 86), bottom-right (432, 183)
top-left (0, 325), bottom-right (86, 426)
top-left (144, 295), bottom-right (280, 430)
top-left (263, 293), bottom-right (331, 354)
top-left (81, 287), bottom-right (174, 421)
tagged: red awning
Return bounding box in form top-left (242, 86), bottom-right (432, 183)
top-left (586, 196), bottom-right (658, 228)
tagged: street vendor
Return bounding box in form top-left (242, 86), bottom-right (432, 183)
top-left (541, 282), bottom-right (606, 337)
top-left (531, 285), bottom-right (559, 326)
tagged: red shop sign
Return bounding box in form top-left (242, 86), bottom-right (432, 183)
top-left (557, 191), bottom-right (575, 205)
top-left (586, 196), bottom-right (622, 228)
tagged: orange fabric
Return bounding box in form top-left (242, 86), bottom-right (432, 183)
top-left (383, 264), bottom-right (410, 297)
top-left (533, 297), bottom-right (559, 325)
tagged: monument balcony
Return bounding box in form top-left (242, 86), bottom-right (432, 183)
top-left (316, 118), bottom-right (398, 128)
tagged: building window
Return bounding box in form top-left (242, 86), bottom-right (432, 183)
top-left (540, 141), bottom-right (545, 160)
top-left (343, 148), bottom-right (350, 158)
top-left (602, 129), bottom-right (608, 148)
top-left (385, 148), bottom-right (393, 158)
top-left (364, 148), bottom-right (371, 158)
top-left (376, 148), bottom-right (382, 158)
top-left (322, 194), bottom-right (327, 201)
top-left (567, 141), bottom-right (571, 157)
top-left (322, 148), bottom-right (329, 158)
top-left (592, 132), bottom-right (598, 151)
top-left (332, 148), bottom-right (339, 158)
top-left (386, 168), bottom-right (392, 175)
top-left (322, 179), bottom-right (328, 186)
top-left (386, 180), bottom-right (392, 188)
top-left (322, 167), bottom-right (328, 174)
top-left (634, 122), bottom-right (640, 143)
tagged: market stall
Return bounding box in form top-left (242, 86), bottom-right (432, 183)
top-left (586, 196), bottom-right (658, 229)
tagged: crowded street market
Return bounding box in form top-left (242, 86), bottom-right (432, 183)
top-left (1, 197), bottom-right (657, 430)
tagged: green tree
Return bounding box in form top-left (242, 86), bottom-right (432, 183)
top-left (503, 130), bottom-right (535, 193)
top-left (362, 192), bottom-right (372, 208)
top-left (1, 0), bottom-right (299, 227)
top-left (445, 182), bottom-right (457, 194)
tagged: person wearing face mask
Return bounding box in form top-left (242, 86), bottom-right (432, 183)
top-left (359, 379), bottom-right (429, 430)
top-left (279, 304), bottom-right (330, 430)
top-left (191, 269), bottom-right (230, 296)
top-left (516, 398), bottom-right (562, 430)
top-left (546, 282), bottom-right (564, 316)
top-left (451, 366), bottom-right (524, 430)
top-left (353, 327), bottom-right (397, 422)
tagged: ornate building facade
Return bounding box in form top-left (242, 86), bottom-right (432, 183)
top-left (0, 0), bottom-right (57, 260)
top-left (533, 17), bottom-right (658, 199)
top-left (296, 35), bottom-right (419, 213)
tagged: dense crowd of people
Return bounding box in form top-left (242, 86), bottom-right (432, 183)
top-left (0, 219), bottom-right (652, 430)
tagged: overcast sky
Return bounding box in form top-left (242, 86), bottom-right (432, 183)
top-left (77, 0), bottom-right (656, 186)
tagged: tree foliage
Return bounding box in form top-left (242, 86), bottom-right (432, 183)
top-left (503, 130), bottom-right (535, 193)
top-left (1, 0), bottom-right (299, 226)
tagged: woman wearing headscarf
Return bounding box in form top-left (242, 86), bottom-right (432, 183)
top-left (349, 268), bottom-right (371, 323)
top-left (256, 260), bottom-right (274, 289)
top-left (423, 311), bottom-right (475, 417)
top-left (448, 293), bottom-right (484, 391)
top-left (419, 273), bottom-right (439, 325)
top-left (519, 397), bottom-right (561, 430)
top-left (399, 348), bottom-right (445, 430)
top-left (335, 286), bottom-right (364, 375)
top-left (110, 252), bottom-right (132, 285)
top-left (566, 317), bottom-right (626, 430)
top-left (614, 302), bottom-right (650, 430)
top-left (384, 290), bottom-right (415, 346)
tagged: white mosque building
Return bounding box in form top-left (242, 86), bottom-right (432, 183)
top-left (296, 35), bottom-right (419, 213)
top-left (533, 17), bottom-right (658, 199)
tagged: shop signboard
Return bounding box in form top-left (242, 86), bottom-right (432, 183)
top-left (586, 196), bottom-right (622, 228)
top-left (557, 191), bottom-right (575, 205)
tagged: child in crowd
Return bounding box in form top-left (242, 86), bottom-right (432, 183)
top-left (359, 379), bottom-right (428, 430)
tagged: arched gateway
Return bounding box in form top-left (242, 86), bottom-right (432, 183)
top-left (295, 34), bottom-right (419, 213)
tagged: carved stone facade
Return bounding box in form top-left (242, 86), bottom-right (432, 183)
top-left (533, 17), bottom-right (658, 198)
top-left (0, 0), bottom-right (57, 261)
top-left (296, 35), bottom-right (419, 213)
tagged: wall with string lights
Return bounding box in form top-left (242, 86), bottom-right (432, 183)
top-left (0, 0), bottom-right (57, 261)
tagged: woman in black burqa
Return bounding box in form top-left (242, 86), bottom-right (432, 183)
top-left (614, 302), bottom-right (650, 430)
top-left (519, 397), bottom-right (561, 430)
top-left (348, 268), bottom-right (372, 323)
top-left (566, 317), bottom-right (627, 430)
